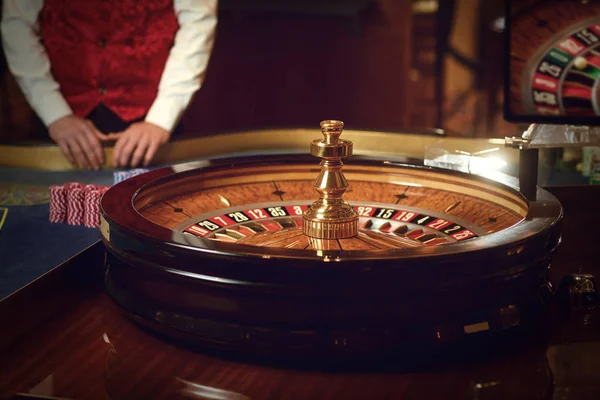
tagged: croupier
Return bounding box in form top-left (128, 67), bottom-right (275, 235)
top-left (1, 0), bottom-right (218, 169)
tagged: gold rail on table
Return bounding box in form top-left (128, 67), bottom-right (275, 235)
top-left (0, 129), bottom-right (516, 171)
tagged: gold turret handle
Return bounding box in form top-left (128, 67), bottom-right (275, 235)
top-left (302, 120), bottom-right (359, 239)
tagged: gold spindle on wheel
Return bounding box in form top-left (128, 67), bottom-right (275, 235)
top-left (302, 120), bottom-right (359, 239)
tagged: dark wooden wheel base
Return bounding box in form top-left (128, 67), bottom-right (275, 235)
top-left (99, 154), bottom-right (563, 361)
top-left (103, 226), bottom-right (559, 360)
top-left (105, 256), bottom-right (554, 363)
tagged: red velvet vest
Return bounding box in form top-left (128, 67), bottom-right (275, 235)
top-left (39, 0), bottom-right (179, 122)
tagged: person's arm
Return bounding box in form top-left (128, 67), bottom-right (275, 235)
top-left (1, 0), bottom-right (107, 169)
top-left (112, 0), bottom-right (218, 167)
top-left (145, 0), bottom-right (218, 132)
top-left (1, 0), bottom-right (72, 127)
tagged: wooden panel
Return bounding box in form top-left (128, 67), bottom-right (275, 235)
top-left (182, 0), bottom-right (413, 136)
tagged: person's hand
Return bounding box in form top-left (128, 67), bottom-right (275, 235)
top-left (48, 115), bottom-right (112, 170)
top-left (111, 121), bottom-right (170, 168)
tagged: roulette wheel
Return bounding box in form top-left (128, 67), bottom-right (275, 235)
top-left (509, 0), bottom-right (600, 118)
top-left (100, 120), bottom-right (563, 359)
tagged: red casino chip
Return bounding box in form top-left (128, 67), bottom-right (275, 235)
top-left (48, 183), bottom-right (113, 228)
top-left (85, 185), bottom-right (111, 228)
top-left (84, 184), bottom-right (101, 228)
top-left (49, 184), bottom-right (67, 223)
top-left (66, 184), bottom-right (85, 226)
top-left (64, 182), bottom-right (83, 190)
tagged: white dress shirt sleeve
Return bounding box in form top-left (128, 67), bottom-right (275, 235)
top-left (145, 0), bottom-right (218, 133)
top-left (1, 0), bottom-right (73, 127)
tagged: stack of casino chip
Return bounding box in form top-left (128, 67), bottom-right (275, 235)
top-left (49, 184), bottom-right (68, 223)
top-left (49, 182), bottom-right (111, 228)
top-left (113, 168), bottom-right (150, 185)
top-left (83, 184), bottom-right (110, 228)
top-left (65, 182), bottom-right (85, 225)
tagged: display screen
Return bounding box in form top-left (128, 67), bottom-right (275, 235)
top-left (505, 0), bottom-right (600, 124)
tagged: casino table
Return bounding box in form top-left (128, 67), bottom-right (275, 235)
top-left (0, 129), bottom-right (322, 300)
top-left (0, 167), bottom-right (112, 300)
top-left (1, 127), bottom-right (599, 399)
top-left (0, 128), bottom-right (515, 301)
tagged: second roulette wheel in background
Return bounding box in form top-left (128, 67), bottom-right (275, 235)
top-left (509, 0), bottom-right (600, 119)
top-left (100, 120), bottom-right (562, 359)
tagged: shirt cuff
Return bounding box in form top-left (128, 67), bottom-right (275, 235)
top-left (35, 91), bottom-right (73, 127)
top-left (145, 95), bottom-right (186, 133)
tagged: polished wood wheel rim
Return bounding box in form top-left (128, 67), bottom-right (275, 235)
top-left (100, 153), bottom-right (562, 358)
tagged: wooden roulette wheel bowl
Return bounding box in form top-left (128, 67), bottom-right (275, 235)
top-left (100, 121), bottom-right (562, 360)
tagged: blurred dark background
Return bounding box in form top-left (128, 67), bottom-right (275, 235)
top-left (0, 0), bottom-right (517, 142)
